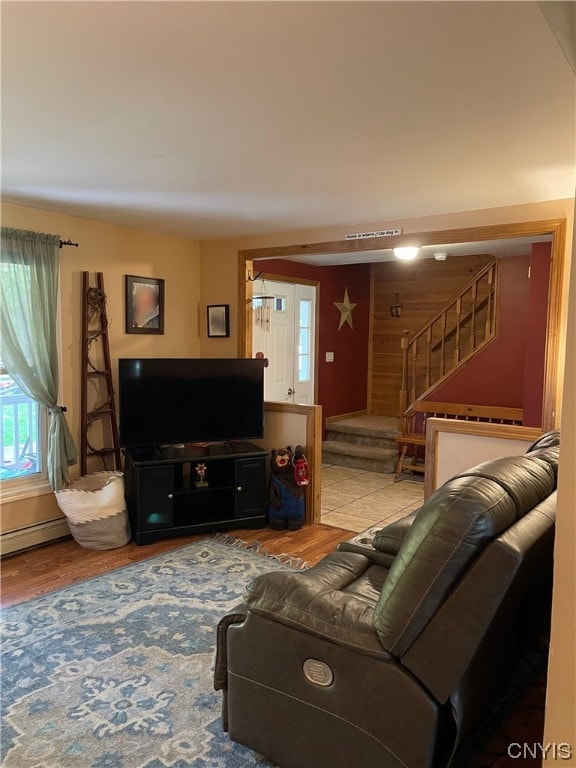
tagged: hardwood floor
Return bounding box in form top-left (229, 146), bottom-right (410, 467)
top-left (0, 524), bottom-right (352, 608)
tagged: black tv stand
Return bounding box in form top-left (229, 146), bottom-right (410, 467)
top-left (124, 441), bottom-right (268, 545)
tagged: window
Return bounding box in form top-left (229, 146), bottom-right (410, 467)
top-left (0, 245), bottom-right (49, 491)
top-left (1, 227), bottom-right (75, 492)
top-left (298, 299), bottom-right (313, 383)
top-left (274, 296), bottom-right (287, 312)
top-left (0, 365), bottom-right (46, 483)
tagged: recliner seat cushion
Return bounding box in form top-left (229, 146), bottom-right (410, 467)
top-left (373, 453), bottom-right (557, 657)
top-left (243, 551), bottom-right (391, 659)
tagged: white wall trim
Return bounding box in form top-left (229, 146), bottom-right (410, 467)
top-left (0, 518), bottom-right (70, 557)
top-left (0, 476), bottom-right (52, 504)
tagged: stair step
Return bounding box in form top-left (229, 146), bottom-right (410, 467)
top-left (326, 430), bottom-right (397, 449)
top-left (322, 440), bottom-right (398, 474)
top-left (326, 416), bottom-right (398, 440)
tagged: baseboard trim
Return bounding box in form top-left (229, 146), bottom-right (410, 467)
top-left (1, 518), bottom-right (71, 557)
top-left (326, 410), bottom-right (368, 424)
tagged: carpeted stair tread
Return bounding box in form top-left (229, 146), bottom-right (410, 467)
top-left (326, 430), bottom-right (397, 449)
top-left (322, 440), bottom-right (398, 461)
top-left (327, 415), bottom-right (398, 440)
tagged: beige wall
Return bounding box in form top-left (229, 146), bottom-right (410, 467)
top-left (544, 212), bottom-right (576, 763)
top-left (1, 202), bottom-right (201, 533)
top-left (432, 432), bottom-right (539, 491)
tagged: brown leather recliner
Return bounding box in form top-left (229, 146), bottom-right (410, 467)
top-left (215, 434), bottom-right (559, 768)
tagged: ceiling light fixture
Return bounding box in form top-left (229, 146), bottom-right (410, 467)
top-left (393, 246), bottom-right (419, 262)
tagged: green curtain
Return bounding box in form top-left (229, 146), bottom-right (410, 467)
top-left (0, 227), bottom-right (78, 490)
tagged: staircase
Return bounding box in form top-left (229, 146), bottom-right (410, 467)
top-left (323, 260), bottom-right (500, 475)
top-left (322, 415), bottom-right (398, 473)
top-left (399, 258), bottom-right (498, 415)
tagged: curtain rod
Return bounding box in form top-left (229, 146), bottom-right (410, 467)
top-left (59, 238), bottom-right (79, 249)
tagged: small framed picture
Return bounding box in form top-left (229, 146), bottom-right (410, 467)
top-left (125, 275), bottom-right (165, 334)
top-left (207, 304), bottom-right (230, 338)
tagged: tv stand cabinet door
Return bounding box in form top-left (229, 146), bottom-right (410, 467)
top-left (235, 457), bottom-right (266, 519)
top-left (136, 465), bottom-right (175, 530)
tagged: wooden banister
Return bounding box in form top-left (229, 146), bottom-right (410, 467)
top-left (431, 295), bottom-right (490, 355)
top-left (409, 400), bottom-right (523, 422)
top-left (400, 258), bottom-right (499, 408)
top-left (406, 258), bottom-right (497, 348)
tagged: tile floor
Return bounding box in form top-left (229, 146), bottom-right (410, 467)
top-left (320, 464), bottom-right (425, 532)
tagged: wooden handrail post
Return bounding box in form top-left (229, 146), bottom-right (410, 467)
top-left (399, 329), bottom-right (410, 415)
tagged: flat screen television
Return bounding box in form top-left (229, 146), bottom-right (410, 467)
top-left (118, 358), bottom-right (264, 448)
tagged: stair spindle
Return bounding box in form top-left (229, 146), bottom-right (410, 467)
top-left (411, 337), bottom-right (418, 402)
top-left (454, 297), bottom-right (462, 365)
top-left (485, 266), bottom-right (494, 338)
top-left (425, 325), bottom-right (432, 390)
top-left (470, 282), bottom-right (478, 352)
top-left (440, 312), bottom-right (447, 376)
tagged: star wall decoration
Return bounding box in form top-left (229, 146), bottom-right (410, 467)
top-left (334, 288), bottom-right (357, 330)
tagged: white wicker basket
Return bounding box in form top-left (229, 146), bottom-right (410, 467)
top-left (55, 471), bottom-right (131, 550)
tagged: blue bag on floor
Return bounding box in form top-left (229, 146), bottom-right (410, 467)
top-left (267, 447), bottom-right (305, 531)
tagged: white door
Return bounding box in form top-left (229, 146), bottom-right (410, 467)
top-left (252, 279), bottom-right (316, 404)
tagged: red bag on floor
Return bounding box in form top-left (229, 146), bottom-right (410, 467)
top-left (293, 445), bottom-right (309, 487)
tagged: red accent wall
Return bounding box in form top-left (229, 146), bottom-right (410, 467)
top-left (522, 242), bottom-right (552, 426)
top-left (257, 259), bottom-right (371, 431)
top-left (431, 254), bottom-right (531, 408)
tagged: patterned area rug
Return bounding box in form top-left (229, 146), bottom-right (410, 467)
top-left (0, 538), bottom-right (301, 768)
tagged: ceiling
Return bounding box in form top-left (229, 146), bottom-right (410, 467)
top-left (265, 235), bottom-right (553, 266)
top-left (1, 2), bottom-right (574, 241)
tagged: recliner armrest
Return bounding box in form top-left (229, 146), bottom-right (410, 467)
top-left (372, 511), bottom-right (418, 555)
top-left (214, 605), bottom-right (246, 691)
top-left (243, 552), bottom-right (391, 659)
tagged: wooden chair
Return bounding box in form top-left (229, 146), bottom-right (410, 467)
top-left (395, 401), bottom-right (523, 482)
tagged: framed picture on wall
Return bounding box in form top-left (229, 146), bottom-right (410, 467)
top-left (125, 275), bottom-right (165, 334)
top-left (207, 304), bottom-right (230, 338)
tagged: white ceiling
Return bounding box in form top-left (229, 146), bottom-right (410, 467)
top-left (1, 2), bottom-right (575, 241)
top-left (266, 234), bottom-right (554, 266)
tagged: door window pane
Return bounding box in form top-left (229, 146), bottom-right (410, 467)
top-left (274, 296), bottom-right (287, 312)
top-left (299, 300), bottom-right (311, 327)
top-left (297, 299), bottom-right (313, 384)
top-left (299, 355), bottom-right (310, 383)
top-left (299, 329), bottom-right (310, 354)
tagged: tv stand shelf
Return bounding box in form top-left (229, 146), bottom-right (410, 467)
top-left (124, 441), bottom-right (268, 545)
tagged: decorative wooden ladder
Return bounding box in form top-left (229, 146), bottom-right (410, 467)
top-left (80, 272), bottom-right (122, 476)
top-left (399, 258), bottom-right (498, 417)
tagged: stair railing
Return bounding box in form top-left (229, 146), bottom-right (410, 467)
top-left (399, 258), bottom-right (498, 417)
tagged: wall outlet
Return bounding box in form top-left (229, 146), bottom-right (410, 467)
top-left (325, 352), bottom-right (334, 363)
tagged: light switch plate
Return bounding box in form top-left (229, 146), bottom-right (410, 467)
top-left (325, 352), bottom-right (334, 362)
